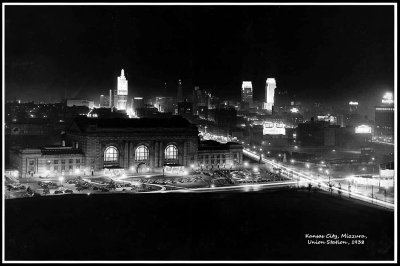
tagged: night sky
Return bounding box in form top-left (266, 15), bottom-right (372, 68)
top-left (5, 5), bottom-right (395, 112)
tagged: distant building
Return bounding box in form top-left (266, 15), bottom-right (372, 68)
top-left (87, 107), bottom-right (129, 119)
top-left (197, 140), bottom-right (243, 169)
top-left (263, 78), bottom-right (276, 112)
top-left (155, 96), bottom-right (176, 113)
top-left (177, 79), bottom-right (183, 102)
top-left (375, 93), bottom-right (394, 137)
top-left (241, 81), bottom-right (253, 106)
top-left (115, 69), bottom-right (128, 111)
top-left (193, 86), bottom-right (211, 114)
top-left (177, 101), bottom-right (193, 116)
top-left (99, 94), bottom-right (110, 108)
top-left (10, 146), bottom-right (84, 178)
top-left (132, 97), bottom-right (145, 116)
top-left (349, 101), bottom-right (359, 113)
top-left (67, 99), bottom-right (94, 109)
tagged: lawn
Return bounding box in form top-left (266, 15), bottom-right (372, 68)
top-left (5, 188), bottom-right (394, 261)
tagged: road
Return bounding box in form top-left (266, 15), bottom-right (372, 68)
top-left (243, 149), bottom-right (394, 210)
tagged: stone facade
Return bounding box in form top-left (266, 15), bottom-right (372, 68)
top-left (197, 140), bottom-right (243, 170)
top-left (10, 147), bottom-right (84, 178)
top-left (65, 116), bottom-right (199, 173)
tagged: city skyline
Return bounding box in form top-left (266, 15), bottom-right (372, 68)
top-left (5, 5), bottom-right (394, 107)
top-left (3, 3), bottom-right (396, 263)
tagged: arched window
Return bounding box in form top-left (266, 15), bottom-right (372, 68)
top-left (135, 145), bottom-right (149, 161)
top-left (165, 145), bottom-right (178, 160)
top-left (104, 146), bottom-right (118, 162)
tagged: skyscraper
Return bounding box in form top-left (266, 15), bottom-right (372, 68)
top-left (99, 94), bottom-right (110, 108)
top-left (115, 69), bottom-right (128, 111)
top-left (241, 81), bottom-right (253, 105)
top-left (375, 92), bottom-right (394, 137)
top-left (263, 78), bottom-right (276, 111)
top-left (349, 101), bottom-right (359, 113)
top-left (177, 79), bottom-right (183, 102)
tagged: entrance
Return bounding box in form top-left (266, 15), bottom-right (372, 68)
top-left (137, 163), bottom-right (149, 173)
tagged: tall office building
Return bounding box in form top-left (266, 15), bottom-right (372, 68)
top-left (349, 101), bottom-right (359, 113)
top-left (99, 94), bottom-right (110, 108)
top-left (375, 92), bottom-right (394, 137)
top-left (263, 78), bottom-right (276, 111)
top-left (193, 86), bottom-right (212, 114)
top-left (241, 81), bottom-right (253, 105)
top-left (177, 79), bottom-right (183, 102)
top-left (114, 69), bottom-right (128, 111)
top-left (109, 89), bottom-right (113, 108)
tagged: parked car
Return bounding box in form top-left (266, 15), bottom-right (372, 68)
top-left (64, 189), bottom-right (74, 194)
top-left (54, 190), bottom-right (64, 194)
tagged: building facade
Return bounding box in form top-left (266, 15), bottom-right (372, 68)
top-left (115, 69), bottom-right (128, 111)
top-left (241, 81), bottom-right (253, 106)
top-left (10, 146), bottom-right (84, 178)
top-left (264, 78), bottom-right (276, 111)
top-left (197, 140), bottom-right (243, 169)
top-left (65, 116), bottom-right (199, 174)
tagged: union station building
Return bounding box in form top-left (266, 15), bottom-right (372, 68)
top-left (10, 116), bottom-right (243, 178)
top-left (66, 116), bottom-right (199, 175)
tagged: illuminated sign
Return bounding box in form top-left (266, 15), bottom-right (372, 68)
top-left (349, 101), bottom-right (359, 105)
top-left (382, 92), bottom-right (394, 104)
top-left (355, 125), bottom-right (372, 134)
top-left (290, 107), bottom-right (299, 113)
top-left (263, 123), bottom-right (286, 135)
top-left (242, 81), bottom-right (252, 90)
top-left (317, 115), bottom-right (337, 124)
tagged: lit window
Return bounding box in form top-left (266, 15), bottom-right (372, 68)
top-left (135, 145), bottom-right (149, 161)
top-left (104, 146), bottom-right (118, 162)
top-left (165, 145), bottom-right (178, 160)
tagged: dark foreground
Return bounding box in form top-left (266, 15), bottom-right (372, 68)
top-left (5, 188), bottom-right (394, 261)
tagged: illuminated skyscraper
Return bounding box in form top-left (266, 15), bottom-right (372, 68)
top-left (263, 78), bottom-right (276, 111)
top-left (349, 101), bottom-right (359, 113)
top-left (241, 81), bottom-right (253, 105)
top-left (115, 69), bottom-right (128, 111)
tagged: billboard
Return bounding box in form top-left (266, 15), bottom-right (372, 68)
top-left (355, 125), bottom-right (372, 134)
top-left (263, 123), bottom-right (286, 135)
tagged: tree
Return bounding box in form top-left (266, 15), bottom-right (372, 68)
top-left (308, 183), bottom-right (312, 193)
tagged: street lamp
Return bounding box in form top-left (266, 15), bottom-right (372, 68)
top-left (325, 169), bottom-right (331, 193)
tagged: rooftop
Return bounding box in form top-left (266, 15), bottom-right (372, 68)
top-left (69, 116), bottom-right (198, 133)
top-left (198, 140), bottom-right (242, 151)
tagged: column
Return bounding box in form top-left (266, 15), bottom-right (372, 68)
top-left (124, 142), bottom-right (129, 169)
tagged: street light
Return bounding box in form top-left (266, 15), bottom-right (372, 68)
top-left (325, 169), bottom-right (331, 190)
top-left (306, 163), bottom-right (310, 169)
